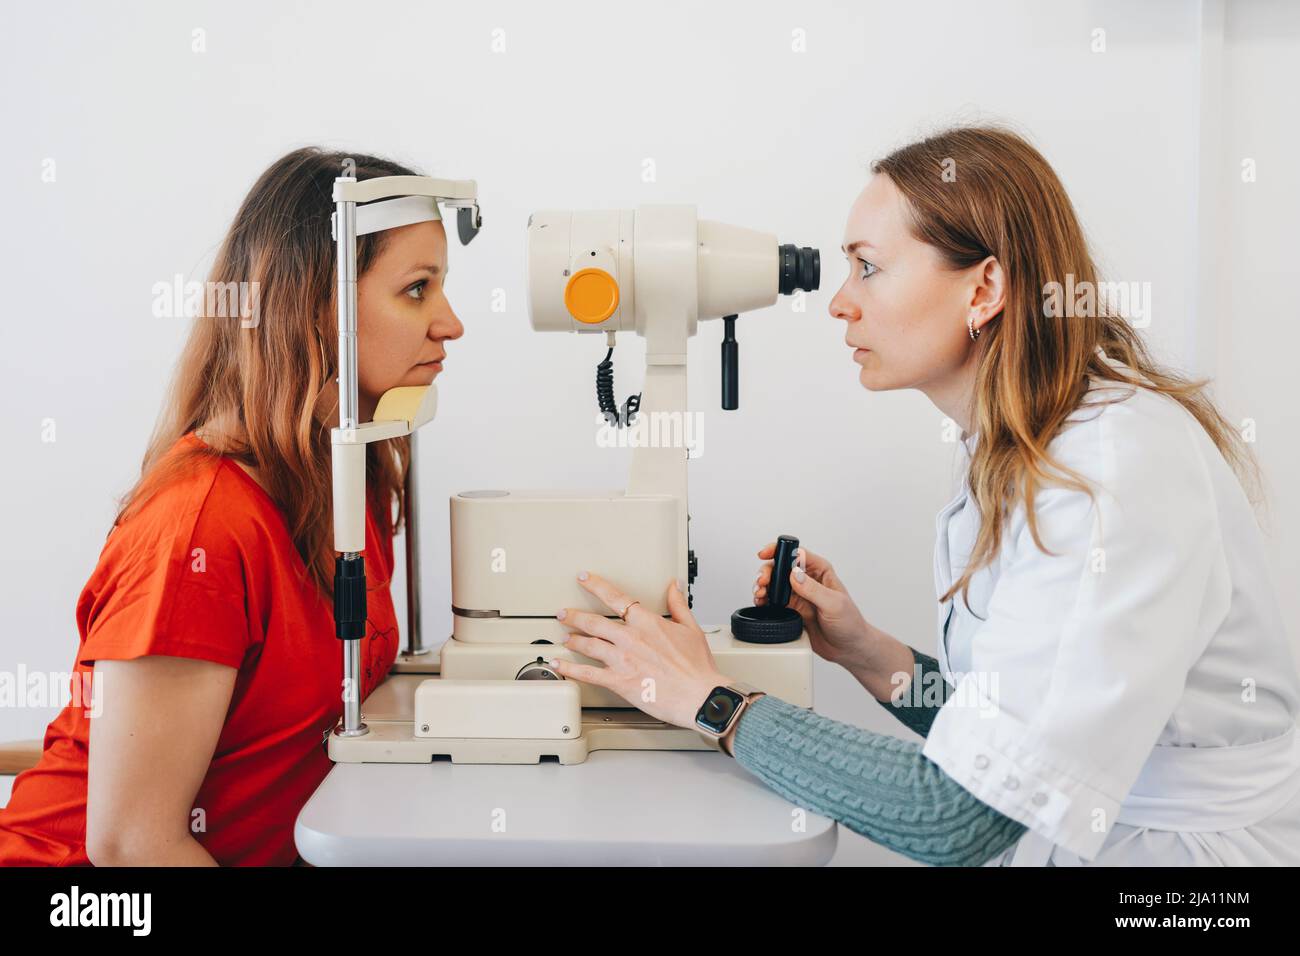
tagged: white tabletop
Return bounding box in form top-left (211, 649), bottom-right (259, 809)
top-left (295, 749), bottom-right (838, 866)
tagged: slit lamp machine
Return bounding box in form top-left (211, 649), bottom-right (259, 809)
top-left (326, 166), bottom-right (821, 764)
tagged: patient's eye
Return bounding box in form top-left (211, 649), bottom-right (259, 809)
top-left (858, 258), bottom-right (879, 280)
top-left (405, 280), bottom-right (426, 301)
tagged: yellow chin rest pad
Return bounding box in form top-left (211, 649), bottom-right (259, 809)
top-left (373, 384), bottom-right (437, 429)
top-left (564, 268), bottom-right (620, 324)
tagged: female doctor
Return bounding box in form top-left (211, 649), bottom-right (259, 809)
top-left (548, 125), bottom-right (1300, 866)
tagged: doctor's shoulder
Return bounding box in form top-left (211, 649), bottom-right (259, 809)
top-left (1027, 371), bottom-right (1257, 542)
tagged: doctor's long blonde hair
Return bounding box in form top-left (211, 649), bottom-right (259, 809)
top-left (113, 147), bottom-right (416, 599)
top-left (873, 126), bottom-right (1259, 607)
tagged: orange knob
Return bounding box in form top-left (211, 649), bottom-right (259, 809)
top-left (564, 267), bottom-right (620, 324)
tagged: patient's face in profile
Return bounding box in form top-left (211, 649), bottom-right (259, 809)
top-left (830, 173), bottom-right (980, 395)
top-left (355, 219), bottom-right (463, 411)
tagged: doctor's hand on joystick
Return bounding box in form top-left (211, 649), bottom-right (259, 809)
top-left (753, 540), bottom-right (884, 671)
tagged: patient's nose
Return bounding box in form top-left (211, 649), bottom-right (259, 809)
top-left (434, 304), bottom-right (464, 340)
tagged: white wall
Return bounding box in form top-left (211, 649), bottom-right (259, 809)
top-left (1, 0), bottom-right (1294, 863)
top-left (1213, 1), bottom-right (1300, 639)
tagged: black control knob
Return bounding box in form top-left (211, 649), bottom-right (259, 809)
top-left (731, 534), bottom-right (803, 645)
top-left (721, 315), bottom-right (739, 411)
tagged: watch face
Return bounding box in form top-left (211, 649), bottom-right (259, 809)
top-left (696, 687), bottom-right (745, 735)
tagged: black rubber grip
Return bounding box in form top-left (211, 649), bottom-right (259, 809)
top-left (731, 605), bottom-right (803, 644)
top-left (334, 554), bottom-right (367, 640)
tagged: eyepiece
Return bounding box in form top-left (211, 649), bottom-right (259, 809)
top-left (778, 244), bottom-right (820, 295)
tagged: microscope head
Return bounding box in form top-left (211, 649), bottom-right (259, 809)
top-left (526, 206), bottom-right (818, 337)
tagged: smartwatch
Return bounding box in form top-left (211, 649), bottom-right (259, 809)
top-left (695, 682), bottom-right (764, 755)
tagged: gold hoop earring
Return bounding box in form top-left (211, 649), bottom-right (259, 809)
top-left (968, 315), bottom-right (981, 341)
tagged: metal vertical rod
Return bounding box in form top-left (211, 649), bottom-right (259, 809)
top-left (336, 183), bottom-right (359, 431)
top-left (344, 637), bottom-right (362, 731)
top-left (404, 431), bottom-right (427, 655)
top-left (335, 176), bottom-right (366, 737)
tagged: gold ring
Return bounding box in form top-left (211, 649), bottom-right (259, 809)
top-left (619, 600), bottom-right (640, 623)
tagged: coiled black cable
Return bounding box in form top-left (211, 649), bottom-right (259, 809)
top-left (596, 347), bottom-right (641, 428)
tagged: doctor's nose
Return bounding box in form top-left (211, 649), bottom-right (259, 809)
top-left (828, 283), bottom-right (859, 324)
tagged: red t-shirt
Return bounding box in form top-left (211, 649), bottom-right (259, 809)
top-left (0, 432), bottom-right (400, 866)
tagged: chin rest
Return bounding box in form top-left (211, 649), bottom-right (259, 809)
top-left (372, 384), bottom-right (438, 431)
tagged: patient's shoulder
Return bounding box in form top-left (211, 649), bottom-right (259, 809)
top-left (108, 434), bottom-right (280, 559)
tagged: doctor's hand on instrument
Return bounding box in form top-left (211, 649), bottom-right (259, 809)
top-left (549, 572), bottom-right (734, 729)
top-left (753, 542), bottom-right (891, 678)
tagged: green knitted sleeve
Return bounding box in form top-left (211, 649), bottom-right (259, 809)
top-left (731, 693), bottom-right (1029, 867)
top-left (875, 645), bottom-right (950, 738)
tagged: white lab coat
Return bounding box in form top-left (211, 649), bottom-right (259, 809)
top-left (921, 348), bottom-right (1300, 866)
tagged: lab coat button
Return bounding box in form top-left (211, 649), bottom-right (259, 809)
top-left (1032, 792), bottom-right (1048, 806)
top-left (1002, 775), bottom-right (1020, 790)
top-left (973, 754), bottom-right (990, 770)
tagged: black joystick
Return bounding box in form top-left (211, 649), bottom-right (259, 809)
top-left (731, 534), bottom-right (804, 644)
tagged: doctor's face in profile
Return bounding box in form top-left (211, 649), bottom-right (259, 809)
top-left (830, 173), bottom-right (990, 393)
top-left (356, 218), bottom-right (464, 403)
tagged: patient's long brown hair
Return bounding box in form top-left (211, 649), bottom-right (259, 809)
top-left (114, 147), bottom-right (418, 598)
top-left (872, 126), bottom-right (1258, 606)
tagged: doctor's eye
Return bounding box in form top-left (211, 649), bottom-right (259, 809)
top-left (857, 258), bottom-right (879, 280)
top-left (405, 280), bottom-right (427, 301)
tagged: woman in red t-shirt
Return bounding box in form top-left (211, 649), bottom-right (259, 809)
top-left (0, 147), bottom-right (463, 866)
